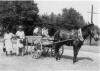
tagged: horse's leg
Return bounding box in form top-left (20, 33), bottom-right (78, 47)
top-left (55, 44), bottom-right (60, 60)
top-left (73, 45), bottom-right (81, 64)
top-left (73, 46), bottom-right (77, 63)
top-left (75, 41), bottom-right (83, 62)
top-left (55, 47), bottom-right (59, 60)
top-left (76, 47), bottom-right (81, 62)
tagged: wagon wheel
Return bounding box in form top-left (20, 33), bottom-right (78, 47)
top-left (42, 46), bottom-right (50, 56)
top-left (32, 42), bottom-right (42, 59)
top-left (51, 45), bottom-right (64, 57)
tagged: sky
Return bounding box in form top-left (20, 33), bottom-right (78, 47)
top-left (34, 0), bottom-right (100, 28)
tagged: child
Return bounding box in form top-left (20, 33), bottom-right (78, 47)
top-left (16, 25), bottom-right (25, 56)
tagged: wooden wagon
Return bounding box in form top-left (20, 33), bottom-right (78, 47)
top-left (25, 36), bottom-right (42, 58)
top-left (25, 36), bottom-right (64, 59)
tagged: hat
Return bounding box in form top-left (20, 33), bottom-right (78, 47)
top-left (17, 25), bottom-right (24, 30)
top-left (18, 25), bottom-right (24, 29)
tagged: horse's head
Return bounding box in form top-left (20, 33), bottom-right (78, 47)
top-left (88, 24), bottom-right (99, 41)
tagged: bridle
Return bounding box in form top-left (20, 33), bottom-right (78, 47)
top-left (89, 27), bottom-right (98, 41)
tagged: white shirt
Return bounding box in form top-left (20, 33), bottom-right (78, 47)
top-left (33, 27), bottom-right (39, 34)
top-left (16, 31), bottom-right (25, 39)
top-left (42, 28), bottom-right (49, 37)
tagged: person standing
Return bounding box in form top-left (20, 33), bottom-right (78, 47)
top-left (16, 25), bottom-right (25, 56)
top-left (4, 30), bottom-right (14, 56)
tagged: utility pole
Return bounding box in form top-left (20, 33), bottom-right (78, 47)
top-left (90, 4), bottom-right (93, 45)
top-left (88, 4), bottom-right (98, 45)
top-left (91, 5), bottom-right (93, 24)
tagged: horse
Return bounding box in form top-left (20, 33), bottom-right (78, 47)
top-left (53, 24), bottom-right (99, 63)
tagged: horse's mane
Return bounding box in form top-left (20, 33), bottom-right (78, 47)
top-left (81, 24), bottom-right (94, 31)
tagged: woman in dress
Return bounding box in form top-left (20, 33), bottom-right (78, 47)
top-left (4, 30), bottom-right (14, 56)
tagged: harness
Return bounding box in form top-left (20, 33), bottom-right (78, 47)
top-left (78, 28), bottom-right (84, 41)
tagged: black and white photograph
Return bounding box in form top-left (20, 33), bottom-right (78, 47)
top-left (0, 0), bottom-right (100, 71)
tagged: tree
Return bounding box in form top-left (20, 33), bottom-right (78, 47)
top-left (0, 1), bottom-right (39, 35)
top-left (56, 14), bottom-right (63, 27)
top-left (40, 14), bottom-right (50, 27)
top-left (62, 8), bottom-right (85, 28)
top-left (49, 12), bottom-right (57, 25)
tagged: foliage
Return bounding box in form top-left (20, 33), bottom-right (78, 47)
top-left (40, 8), bottom-right (86, 30)
top-left (0, 1), bottom-right (39, 35)
top-left (62, 8), bottom-right (85, 28)
top-left (0, 1), bottom-right (87, 35)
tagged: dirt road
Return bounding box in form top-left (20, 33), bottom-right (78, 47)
top-left (0, 47), bottom-right (100, 71)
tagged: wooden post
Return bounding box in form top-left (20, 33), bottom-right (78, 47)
top-left (88, 4), bottom-right (99, 45)
top-left (90, 4), bottom-right (93, 45)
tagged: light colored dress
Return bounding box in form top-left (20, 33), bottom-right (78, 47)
top-left (16, 31), bottom-right (25, 55)
top-left (16, 31), bottom-right (25, 48)
top-left (4, 33), bottom-right (13, 52)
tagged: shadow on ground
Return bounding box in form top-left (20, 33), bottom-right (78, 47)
top-left (62, 55), bottom-right (94, 62)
